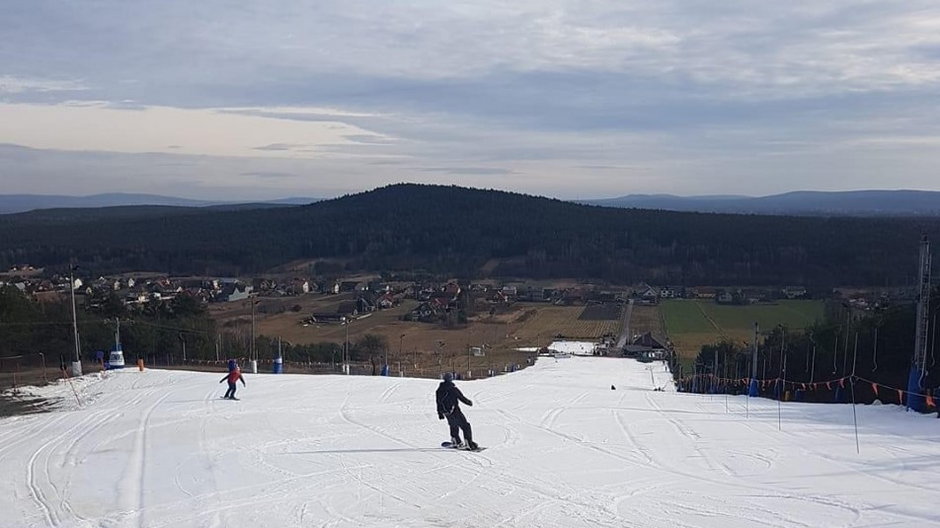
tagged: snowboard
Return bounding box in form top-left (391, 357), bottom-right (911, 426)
top-left (441, 441), bottom-right (486, 452)
top-left (221, 396), bottom-right (239, 400)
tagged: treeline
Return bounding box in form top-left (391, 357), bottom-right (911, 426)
top-left (2, 183), bottom-right (939, 285)
top-left (688, 287), bottom-right (940, 404)
top-left (0, 286), bottom-right (389, 369)
top-left (0, 285), bottom-right (218, 365)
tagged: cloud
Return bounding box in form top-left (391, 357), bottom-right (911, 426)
top-left (418, 167), bottom-right (516, 176)
top-left (239, 171), bottom-right (299, 179)
top-left (253, 143), bottom-right (304, 151)
top-left (0, 102), bottom-right (392, 159)
top-left (344, 134), bottom-right (397, 145)
top-left (1, 1), bottom-right (940, 197)
top-left (0, 75), bottom-right (87, 94)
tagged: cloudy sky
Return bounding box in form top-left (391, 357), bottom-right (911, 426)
top-left (2, 1), bottom-right (940, 200)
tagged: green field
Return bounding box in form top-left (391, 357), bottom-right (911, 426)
top-left (661, 299), bottom-right (825, 359)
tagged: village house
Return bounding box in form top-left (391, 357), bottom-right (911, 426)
top-left (310, 299), bottom-right (361, 324)
top-left (376, 292), bottom-right (397, 309)
top-left (406, 301), bottom-right (443, 323)
top-left (629, 332), bottom-right (670, 362)
top-left (217, 283), bottom-right (253, 302)
top-left (782, 286), bottom-right (807, 299)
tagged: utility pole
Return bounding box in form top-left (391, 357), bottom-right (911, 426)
top-left (69, 265), bottom-right (82, 376)
top-left (247, 298), bottom-right (259, 373)
top-left (250, 299), bottom-right (256, 361)
top-left (810, 339), bottom-right (816, 384)
top-left (908, 235), bottom-right (932, 411)
top-left (343, 317), bottom-right (350, 375)
top-left (437, 340), bottom-right (445, 376)
top-left (398, 333), bottom-right (405, 376)
top-left (748, 322), bottom-right (759, 396)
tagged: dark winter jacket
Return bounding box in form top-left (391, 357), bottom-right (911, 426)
top-left (436, 380), bottom-right (472, 417)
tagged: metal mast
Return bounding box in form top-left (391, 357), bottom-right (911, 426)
top-left (907, 235), bottom-right (932, 411)
top-left (748, 322), bottom-right (759, 396)
top-left (69, 266), bottom-right (83, 376)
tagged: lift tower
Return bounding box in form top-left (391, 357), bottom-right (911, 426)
top-left (907, 236), bottom-right (932, 412)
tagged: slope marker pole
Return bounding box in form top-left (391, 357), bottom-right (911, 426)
top-left (850, 332), bottom-right (860, 454)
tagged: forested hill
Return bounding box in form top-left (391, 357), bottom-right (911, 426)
top-left (1, 183), bottom-right (938, 286)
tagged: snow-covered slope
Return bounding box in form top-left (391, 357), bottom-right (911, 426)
top-left (1, 358), bottom-right (937, 527)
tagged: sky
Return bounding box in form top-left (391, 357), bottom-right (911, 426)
top-left (2, 1), bottom-right (940, 200)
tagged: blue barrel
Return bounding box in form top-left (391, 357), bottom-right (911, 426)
top-left (227, 359), bottom-right (237, 372)
top-left (380, 364), bottom-right (389, 376)
top-left (272, 356), bottom-right (283, 374)
top-left (906, 367), bottom-right (926, 412)
top-left (748, 379), bottom-right (759, 397)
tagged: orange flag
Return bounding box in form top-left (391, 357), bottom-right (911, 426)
top-left (871, 383), bottom-right (879, 396)
top-left (927, 395), bottom-right (936, 408)
top-left (897, 389), bottom-right (904, 403)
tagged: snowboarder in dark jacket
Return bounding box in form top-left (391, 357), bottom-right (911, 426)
top-left (220, 366), bottom-right (246, 399)
top-left (436, 372), bottom-right (478, 450)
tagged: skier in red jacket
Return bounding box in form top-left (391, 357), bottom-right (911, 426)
top-left (220, 366), bottom-right (246, 399)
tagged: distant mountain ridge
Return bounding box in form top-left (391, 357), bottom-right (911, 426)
top-left (2, 183), bottom-right (939, 287)
top-left (0, 193), bottom-right (319, 214)
top-left (583, 190), bottom-right (940, 216)
top-left (4, 189), bottom-right (939, 216)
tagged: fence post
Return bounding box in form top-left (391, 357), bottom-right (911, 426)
top-left (39, 352), bottom-right (47, 384)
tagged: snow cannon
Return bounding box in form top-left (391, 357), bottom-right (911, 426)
top-left (107, 348), bottom-right (125, 369)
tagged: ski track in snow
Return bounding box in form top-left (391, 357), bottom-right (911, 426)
top-left (2, 357), bottom-right (940, 527)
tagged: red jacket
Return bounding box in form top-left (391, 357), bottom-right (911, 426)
top-left (221, 369), bottom-right (245, 385)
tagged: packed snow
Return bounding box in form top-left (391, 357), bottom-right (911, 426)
top-left (547, 340), bottom-right (596, 356)
top-left (2, 357), bottom-right (939, 527)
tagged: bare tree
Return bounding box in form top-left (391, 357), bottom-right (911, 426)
top-left (357, 333), bottom-right (388, 375)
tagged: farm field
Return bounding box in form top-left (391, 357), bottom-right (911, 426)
top-left (509, 304), bottom-right (623, 343)
top-left (209, 298), bottom-right (622, 378)
top-left (661, 299), bottom-right (825, 361)
top-left (628, 304), bottom-right (667, 343)
top-left (579, 303), bottom-right (622, 321)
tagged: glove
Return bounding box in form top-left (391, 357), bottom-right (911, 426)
top-left (219, 380), bottom-right (223, 383)
top-left (438, 414), bottom-right (444, 420)
top-left (466, 400), bottom-right (473, 406)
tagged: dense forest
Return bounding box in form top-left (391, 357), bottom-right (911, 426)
top-left (2, 183), bottom-right (939, 286)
